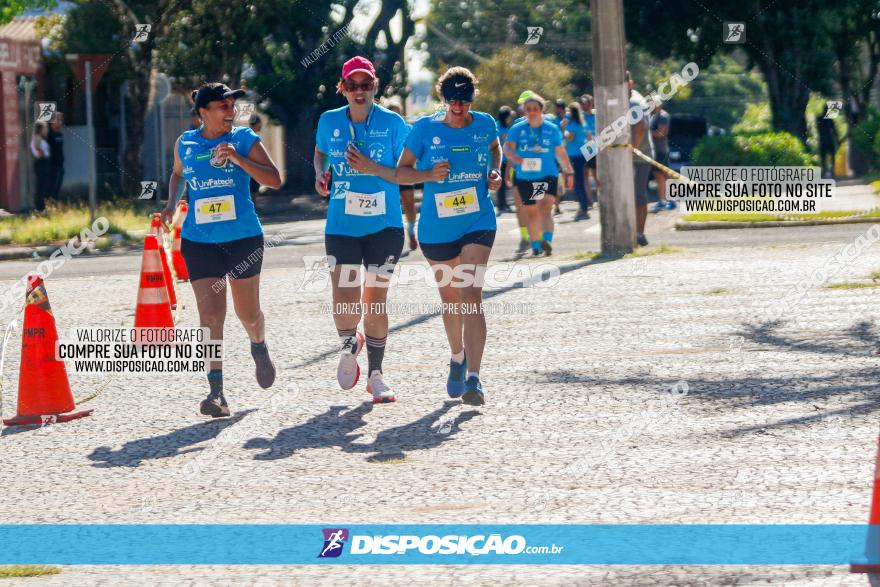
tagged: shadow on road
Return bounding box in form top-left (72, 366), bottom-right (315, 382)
top-left (87, 409), bottom-right (255, 468)
top-left (243, 400), bottom-right (480, 462)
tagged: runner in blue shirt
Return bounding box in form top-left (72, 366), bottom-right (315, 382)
top-left (161, 82), bottom-right (282, 418)
top-left (579, 94), bottom-right (599, 215)
top-left (504, 92), bottom-right (574, 256)
top-left (495, 105), bottom-right (514, 215)
top-left (562, 102), bottom-right (590, 221)
top-left (392, 67), bottom-right (502, 406)
top-left (313, 56), bottom-right (409, 404)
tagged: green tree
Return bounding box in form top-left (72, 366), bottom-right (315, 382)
top-left (474, 47), bottom-right (574, 115)
top-left (624, 0), bottom-right (836, 141)
top-left (425, 0), bottom-right (592, 93)
top-left (38, 0), bottom-right (416, 191)
top-left (1, 0), bottom-right (55, 25)
top-left (824, 0), bottom-right (880, 130)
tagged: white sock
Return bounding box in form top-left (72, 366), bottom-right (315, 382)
top-left (467, 371), bottom-right (479, 380)
top-left (451, 350), bottom-right (465, 364)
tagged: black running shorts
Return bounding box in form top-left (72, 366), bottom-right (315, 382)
top-left (420, 230), bottom-right (496, 262)
top-left (180, 234), bottom-right (265, 281)
top-left (325, 227), bottom-right (404, 273)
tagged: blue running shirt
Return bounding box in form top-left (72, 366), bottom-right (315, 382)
top-left (316, 104), bottom-right (408, 237)
top-left (404, 111), bottom-right (499, 244)
top-left (178, 126), bottom-right (263, 243)
top-left (564, 118), bottom-right (587, 157)
top-left (506, 118), bottom-right (563, 180)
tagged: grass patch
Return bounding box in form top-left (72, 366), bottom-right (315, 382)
top-left (682, 209), bottom-right (880, 223)
top-left (625, 244), bottom-right (682, 258)
top-left (868, 270), bottom-right (880, 281)
top-left (0, 565), bottom-right (60, 578)
top-left (0, 202), bottom-right (150, 245)
top-left (572, 251), bottom-right (602, 261)
top-left (707, 287), bottom-right (729, 295)
top-left (825, 282), bottom-right (880, 290)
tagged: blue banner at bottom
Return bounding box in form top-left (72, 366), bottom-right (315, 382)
top-left (0, 525), bottom-right (878, 565)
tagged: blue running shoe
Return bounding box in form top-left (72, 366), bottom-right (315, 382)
top-left (461, 375), bottom-right (485, 406)
top-left (446, 355), bottom-right (467, 398)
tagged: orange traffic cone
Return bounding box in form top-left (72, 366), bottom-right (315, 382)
top-left (2, 275), bottom-right (92, 426)
top-left (149, 214), bottom-right (176, 309)
top-left (852, 432), bottom-right (880, 572)
top-left (171, 226), bottom-right (189, 282)
top-left (135, 235), bottom-right (174, 330)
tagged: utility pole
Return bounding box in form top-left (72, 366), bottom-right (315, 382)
top-left (590, 0), bottom-right (635, 255)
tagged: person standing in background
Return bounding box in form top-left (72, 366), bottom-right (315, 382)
top-left (563, 103), bottom-right (589, 221)
top-left (817, 105), bottom-right (839, 179)
top-left (30, 123), bottom-right (51, 212)
top-left (495, 105), bottom-right (514, 215)
top-left (579, 94), bottom-right (599, 210)
top-left (649, 99), bottom-right (674, 212)
top-left (47, 112), bottom-right (65, 204)
top-left (627, 71), bottom-right (653, 247)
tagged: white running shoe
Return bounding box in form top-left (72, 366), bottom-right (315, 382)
top-left (366, 370), bottom-right (396, 404)
top-left (337, 332), bottom-right (364, 390)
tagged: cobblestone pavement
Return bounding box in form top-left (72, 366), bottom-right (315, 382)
top-left (1, 210), bottom-right (880, 585)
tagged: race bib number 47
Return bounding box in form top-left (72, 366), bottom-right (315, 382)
top-left (435, 187), bottom-right (479, 218)
top-left (195, 195), bottom-right (237, 224)
top-left (344, 190), bottom-right (386, 217)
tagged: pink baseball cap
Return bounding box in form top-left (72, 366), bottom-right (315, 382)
top-left (342, 56), bottom-right (376, 79)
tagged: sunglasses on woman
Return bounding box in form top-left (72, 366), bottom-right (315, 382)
top-left (344, 80), bottom-right (375, 92)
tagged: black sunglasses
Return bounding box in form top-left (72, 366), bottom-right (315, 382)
top-left (344, 80), bottom-right (375, 92)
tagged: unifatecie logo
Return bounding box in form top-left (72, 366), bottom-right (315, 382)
top-left (319, 528), bottom-right (349, 558)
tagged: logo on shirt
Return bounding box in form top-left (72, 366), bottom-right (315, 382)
top-left (209, 146), bottom-right (230, 169)
top-left (184, 146), bottom-right (193, 158)
top-left (368, 142), bottom-right (386, 161)
top-left (450, 146), bottom-right (470, 153)
top-left (333, 129), bottom-right (340, 137)
top-left (182, 166), bottom-right (193, 174)
top-left (432, 136), bottom-right (441, 145)
top-left (188, 177), bottom-right (236, 190)
top-left (472, 133), bottom-right (489, 143)
top-left (446, 171), bottom-right (483, 183)
top-left (332, 162), bottom-right (360, 176)
top-left (368, 129), bottom-right (389, 138)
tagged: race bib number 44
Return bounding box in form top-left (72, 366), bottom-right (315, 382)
top-left (344, 190), bottom-right (386, 217)
top-left (435, 187), bottom-right (479, 218)
top-left (522, 158), bottom-right (542, 172)
top-left (195, 195), bottom-right (236, 224)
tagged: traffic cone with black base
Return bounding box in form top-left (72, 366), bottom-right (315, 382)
top-left (149, 213), bottom-right (176, 309)
top-left (851, 431), bottom-right (880, 572)
top-left (2, 275), bottom-right (92, 426)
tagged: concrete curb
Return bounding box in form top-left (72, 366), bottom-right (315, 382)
top-left (676, 216), bottom-right (880, 231)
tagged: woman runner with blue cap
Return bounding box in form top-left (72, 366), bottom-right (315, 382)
top-left (161, 82), bottom-right (282, 418)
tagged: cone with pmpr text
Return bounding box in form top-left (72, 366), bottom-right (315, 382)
top-left (851, 431), bottom-right (880, 572)
top-left (149, 213), bottom-right (176, 309)
top-left (2, 275), bottom-right (92, 426)
top-left (134, 235), bottom-right (174, 330)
